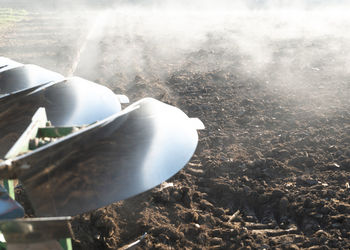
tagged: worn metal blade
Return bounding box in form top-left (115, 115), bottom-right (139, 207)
top-left (0, 185), bottom-right (24, 219)
top-left (11, 98), bottom-right (200, 216)
top-left (0, 64), bottom-right (64, 96)
top-left (0, 77), bottom-right (123, 158)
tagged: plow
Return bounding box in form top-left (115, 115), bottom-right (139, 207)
top-left (0, 57), bottom-right (204, 249)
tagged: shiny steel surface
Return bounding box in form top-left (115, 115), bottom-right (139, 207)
top-left (0, 64), bottom-right (64, 95)
top-left (0, 185), bottom-right (24, 219)
top-left (0, 77), bottom-right (122, 158)
top-left (0, 83), bottom-right (48, 105)
top-left (0, 217), bottom-right (72, 243)
top-left (13, 98), bottom-right (200, 216)
top-left (0, 57), bottom-right (22, 73)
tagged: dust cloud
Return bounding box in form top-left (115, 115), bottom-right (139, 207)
top-left (2, 0), bottom-right (349, 112)
top-left (1, 3), bottom-right (349, 248)
top-left (69, 0), bottom-right (349, 113)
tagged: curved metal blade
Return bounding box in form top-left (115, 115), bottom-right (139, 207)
top-left (0, 185), bottom-right (24, 219)
top-left (0, 83), bottom-right (48, 106)
top-left (0, 57), bottom-right (22, 73)
top-left (0, 77), bottom-right (123, 158)
top-left (12, 98), bottom-right (200, 216)
top-left (0, 64), bottom-right (64, 96)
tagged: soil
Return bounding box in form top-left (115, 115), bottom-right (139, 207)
top-left (1, 4), bottom-right (350, 250)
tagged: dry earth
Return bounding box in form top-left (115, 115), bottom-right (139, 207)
top-left (1, 5), bottom-right (350, 250)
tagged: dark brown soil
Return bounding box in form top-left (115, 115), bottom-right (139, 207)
top-left (2, 5), bottom-right (350, 250)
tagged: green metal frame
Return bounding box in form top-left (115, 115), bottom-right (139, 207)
top-left (0, 241), bottom-right (5, 250)
top-left (37, 127), bottom-right (80, 138)
top-left (59, 238), bottom-right (73, 250)
top-left (2, 181), bottom-right (14, 200)
top-left (1, 108), bottom-right (74, 250)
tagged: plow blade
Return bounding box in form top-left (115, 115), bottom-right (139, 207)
top-left (0, 57), bottom-right (22, 73)
top-left (0, 77), bottom-right (124, 158)
top-left (0, 64), bottom-right (64, 97)
top-left (5, 98), bottom-right (203, 216)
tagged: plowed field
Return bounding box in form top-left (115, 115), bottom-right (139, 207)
top-left (1, 4), bottom-right (350, 249)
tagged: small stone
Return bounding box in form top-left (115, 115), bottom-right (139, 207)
top-left (285, 182), bottom-right (294, 188)
top-left (332, 163), bottom-right (340, 168)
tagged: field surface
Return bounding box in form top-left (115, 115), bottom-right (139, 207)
top-left (1, 3), bottom-right (350, 250)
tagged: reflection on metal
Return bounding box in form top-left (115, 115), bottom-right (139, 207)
top-left (0, 65), bottom-right (64, 95)
top-left (0, 185), bottom-right (24, 220)
top-left (0, 217), bottom-right (72, 249)
top-left (0, 83), bottom-right (50, 104)
top-left (189, 118), bottom-right (205, 130)
top-left (7, 98), bottom-right (200, 216)
top-left (0, 57), bottom-right (22, 73)
top-left (0, 77), bottom-right (123, 158)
